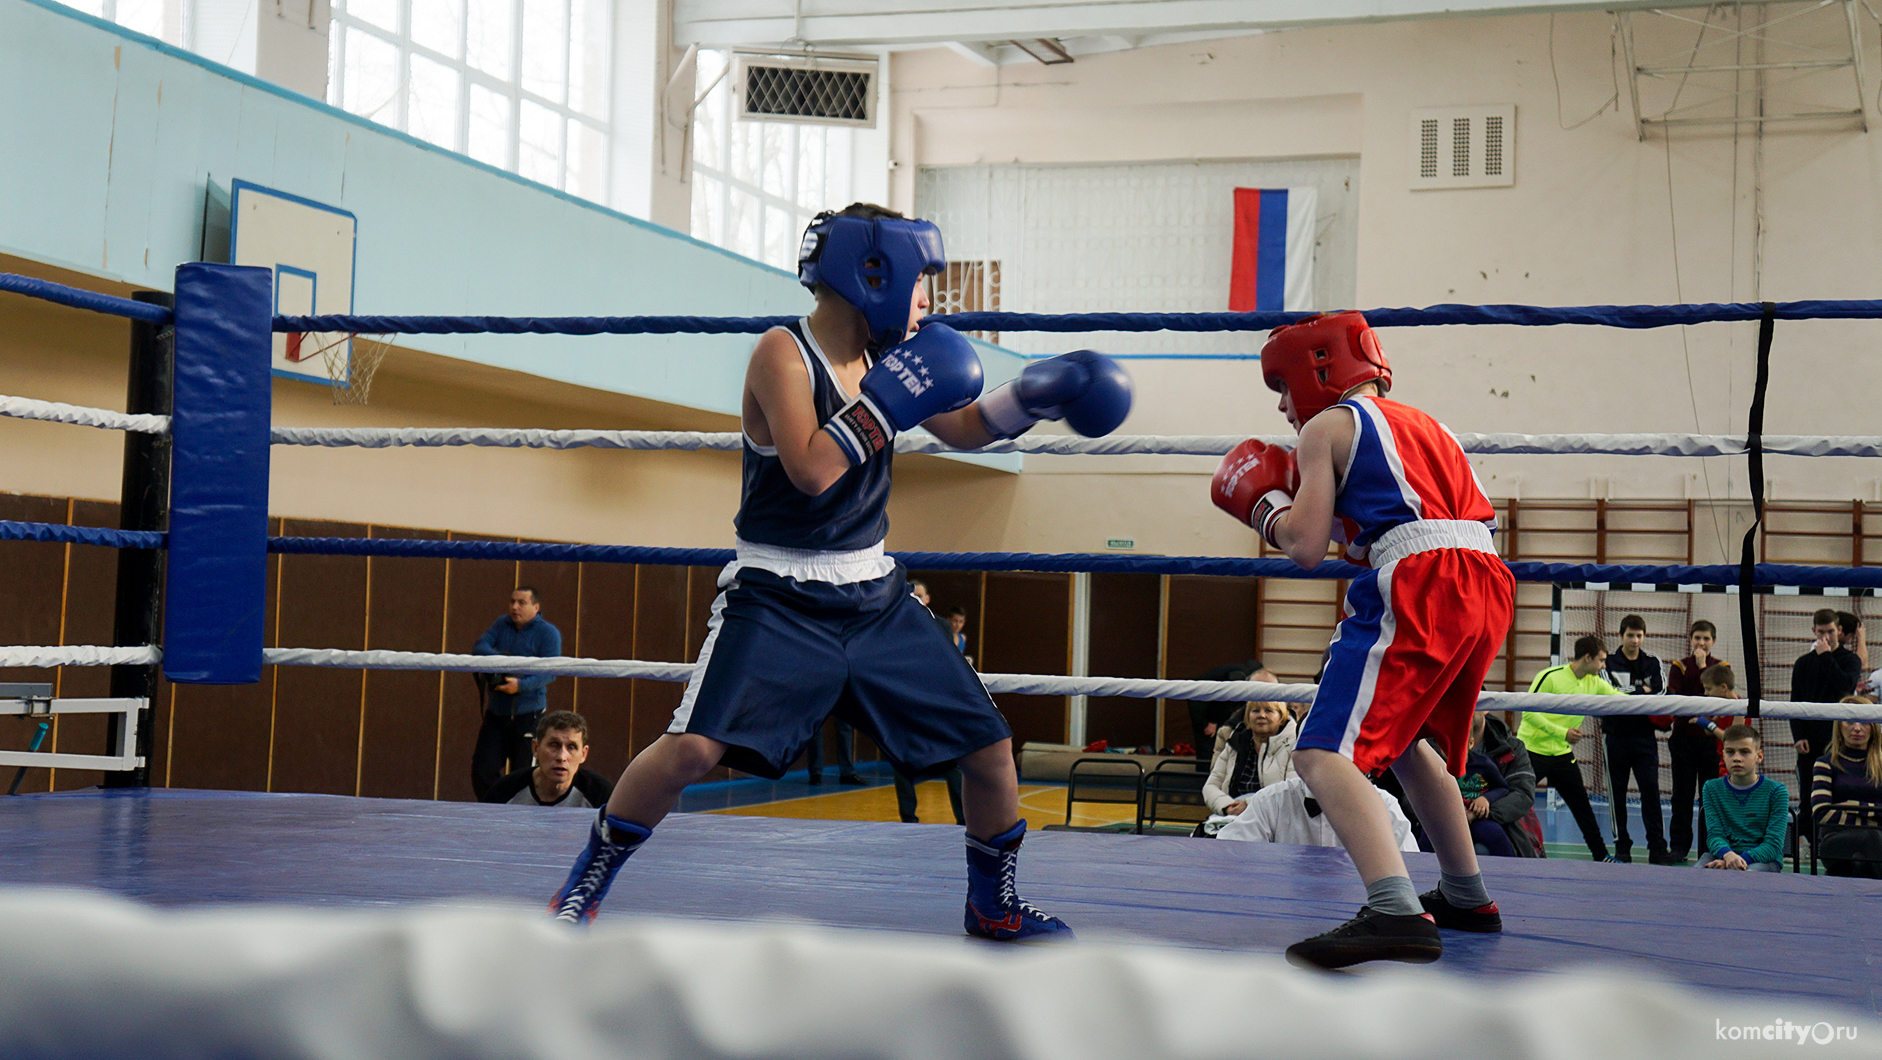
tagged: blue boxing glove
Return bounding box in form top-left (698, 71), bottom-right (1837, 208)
top-left (977, 350), bottom-right (1134, 439)
top-left (824, 323), bottom-right (983, 465)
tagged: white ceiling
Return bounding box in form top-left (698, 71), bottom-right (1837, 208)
top-left (673, 0), bottom-right (1675, 57)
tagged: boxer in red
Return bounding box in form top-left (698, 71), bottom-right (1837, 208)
top-left (1212, 312), bottom-right (1515, 969)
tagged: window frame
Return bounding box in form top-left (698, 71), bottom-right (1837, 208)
top-left (326, 0), bottom-right (610, 198)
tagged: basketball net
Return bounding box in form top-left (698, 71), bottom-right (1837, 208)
top-left (284, 332), bottom-right (393, 405)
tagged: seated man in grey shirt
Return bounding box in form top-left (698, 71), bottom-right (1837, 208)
top-left (483, 710), bottom-right (613, 809)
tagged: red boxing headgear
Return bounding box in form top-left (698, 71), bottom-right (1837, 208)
top-left (1260, 311), bottom-right (1391, 426)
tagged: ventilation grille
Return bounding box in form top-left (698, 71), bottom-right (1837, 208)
top-left (1410, 105), bottom-right (1515, 190)
top-left (733, 53), bottom-right (877, 128)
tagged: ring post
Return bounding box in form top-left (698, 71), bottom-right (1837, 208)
top-left (162, 263), bottom-right (273, 685)
top-left (103, 289), bottom-right (174, 787)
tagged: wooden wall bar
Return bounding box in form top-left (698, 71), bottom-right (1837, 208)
top-left (39, 490), bottom-right (1763, 797)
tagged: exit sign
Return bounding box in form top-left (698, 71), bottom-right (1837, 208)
top-left (1106, 539), bottom-right (1135, 550)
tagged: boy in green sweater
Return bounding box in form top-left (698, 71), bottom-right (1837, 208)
top-left (1700, 699), bottom-right (1789, 873)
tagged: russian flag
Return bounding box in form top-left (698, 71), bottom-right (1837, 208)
top-left (1229, 187), bottom-right (1317, 312)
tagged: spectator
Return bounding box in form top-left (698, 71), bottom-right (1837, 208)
top-left (1187, 659), bottom-right (1262, 763)
top-left (1449, 714), bottom-right (1519, 857)
top-left (1215, 775), bottom-right (1417, 850)
top-left (892, 579), bottom-right (964, 821)
top-left (1517, 636), bottom-right (1617, 862)
top-left (1469, 712), bottom-right (1541, 857)
top-left (804, 720), bottom-right (864, 786)
top-left (1837, 611), bottom-right (1868, 671)
top-left (470, 586), bottom-right (563, 801)
top-left (482, 711), bottom-right (614, 808)
top-left (1663, 620), bottom-right (1731, 863)
top-left (944, 606), bottom-right (970, 660)
top-left (1202, 696), bottom-right (1298, 816)
top-left (1810, 698), bottom-right (1882, 879)
top-left (1602, 614), bottom-right (1671, 864)
top-left (1697, 721), bottom-right (1787, 872)
top-left (1791, 609), bottom-right (1864, 843)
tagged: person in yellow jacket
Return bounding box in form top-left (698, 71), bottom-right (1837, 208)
top-left (1517, 636), bottom-right (1623, 862)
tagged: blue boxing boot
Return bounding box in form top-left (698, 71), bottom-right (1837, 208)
top-left (964, 820), bottom-right (1073, 942)
top-left (549, 810), bottom-right (652, 925)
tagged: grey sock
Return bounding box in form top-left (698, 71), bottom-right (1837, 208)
top-left (1438, 871), bottom-right (1491, 910)
top-left (1364, 874), bottom-right (1422, 917)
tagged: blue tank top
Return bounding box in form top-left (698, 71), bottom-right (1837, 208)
top-left (734, 320), bottom-right (892, 551)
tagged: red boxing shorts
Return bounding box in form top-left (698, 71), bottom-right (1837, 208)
top-left (1296, 548), bottom-right (1515, 777)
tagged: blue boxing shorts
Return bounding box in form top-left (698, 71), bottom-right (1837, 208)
top-left (667, 542), bottom-right (1011, 780)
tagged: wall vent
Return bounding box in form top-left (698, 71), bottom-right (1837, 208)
top-left (1410, 105), bottom-right (1515, 189)
top-left (733, 52), bottom-right (877, 127)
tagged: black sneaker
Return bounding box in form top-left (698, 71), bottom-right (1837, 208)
top-left (1285, 908), bottom-right (1442, 970)
top-left (1647, 850), bottom-right (1681, 866)
top-left (839, 773), bottom-right (867, 786)
top-left (1418, 889), bottom-right (1502, 933)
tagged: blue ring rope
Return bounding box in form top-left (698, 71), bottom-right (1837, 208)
top-left (10, 520), bottom-right (1882, 588)
top-left (274, 299), bottom-right (1882, 336)
top-left (0, 273), bottom-right (174, 325)
top-left (0, 521), bottom-right (166, 548)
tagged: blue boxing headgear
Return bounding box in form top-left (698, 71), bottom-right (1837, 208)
top-left (798, 211), bottom-right (946, 353)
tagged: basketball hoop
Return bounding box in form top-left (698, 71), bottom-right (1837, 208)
top-left (283, 331), bottom-right (393, 405)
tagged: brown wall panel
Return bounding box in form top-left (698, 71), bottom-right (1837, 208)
top-left (981, 572), bottom-right (1070, 747)
top-left (1165, 576), bottom-right (1264, 679)
top-left (574, 562), bottom-right (636, 781)
top-left (166, 519), bottom-right (280, 792)
top-left (50, 499), bottom-right (122, 789)
top-left (438, 537), bottom-right (521, 802)
top-left (1086, 572), bottom-right (1161, 749)
top-left (515, 557), bottom-right (579, 714)
top-left (631, 564), bottom-right (688, 761)
top-left (0, 496), bottom-right (67, 784)
top-left (358, 526), bottom-right (448, 800)
top-left (1163, 576), bottom-right (1265, 750)
top-left (269, 519), bottom-right (370, 796)
top-left (0, 497), bottom-right (67, 764)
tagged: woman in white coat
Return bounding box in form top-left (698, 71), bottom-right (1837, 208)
top-left (1202, 698), bottom-right (1298, 816)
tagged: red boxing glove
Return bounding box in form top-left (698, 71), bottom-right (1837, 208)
top-left (1212, 439), bottom-right (1298, 549)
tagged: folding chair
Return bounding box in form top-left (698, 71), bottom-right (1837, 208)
top-left (1044, 757), bottom-right (1145, 834)
top-left (1141, 759), bottom-right (1211, 834)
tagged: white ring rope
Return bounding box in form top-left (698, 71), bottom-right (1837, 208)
top-left (0, 395), bottom-right (169, 433)
top-left (247, 647), bottom-right (1877, 722)
top-left (0, 645), bottom-right (160, 668)
top-left (10, 395), bottom-right (1882, 458)
top-left (265, 423), bottom-right (1882, 459)
top-left (8, 645), bottom-right (1870, 719)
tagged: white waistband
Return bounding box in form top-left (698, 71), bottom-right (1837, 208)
top-left (726, 537), bottom-right (896, 587)
top-left (1368, 520), bottom-right (1498, 569)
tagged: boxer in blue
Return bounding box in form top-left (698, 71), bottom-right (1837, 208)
top-left (550, 203), bottom-right (1134, 941)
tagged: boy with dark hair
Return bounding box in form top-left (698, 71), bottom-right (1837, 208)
top-left (1791, 608), bottom-right (1863, 847)
top-left (547, 203), bottom-right (1133, 939)
top-left (1661, 619), bottom-right (1733, 863)
top-left (1601, 614), bottom-right (1671, 864)
top-left (1517, 636), bottom-right (1618, 862)
top-left (1699, 714), bottom-right (1788, 873)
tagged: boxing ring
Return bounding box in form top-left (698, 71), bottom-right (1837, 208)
top-left (2, 266), bottom-right (1880, 1058)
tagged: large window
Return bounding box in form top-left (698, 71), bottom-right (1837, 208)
top-left (690, 50), bottom-right (856, 272)
top-left (56, 0), bottom-right (183, 46)
top-left (327, 0), bottom-right (612, 201)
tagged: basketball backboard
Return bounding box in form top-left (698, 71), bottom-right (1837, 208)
top-left (226, 180), bottom-right (358, 386)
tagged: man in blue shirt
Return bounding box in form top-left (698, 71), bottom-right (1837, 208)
top-left (470, 586), bottom-right (563, 800)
